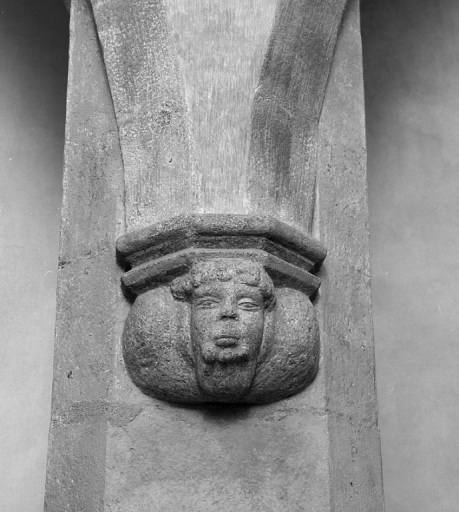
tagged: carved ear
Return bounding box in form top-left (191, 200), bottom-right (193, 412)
top-left (170, 275), bottom-right (191, 302)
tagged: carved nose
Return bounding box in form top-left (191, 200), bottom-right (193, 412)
top-left (220, 302), bottom-right (238, 319)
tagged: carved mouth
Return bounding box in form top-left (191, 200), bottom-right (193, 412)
top-left (214, 335), bottom-right (240, 348)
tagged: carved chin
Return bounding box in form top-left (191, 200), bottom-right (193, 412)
top-left (196, 361), bottom-right (256, 400)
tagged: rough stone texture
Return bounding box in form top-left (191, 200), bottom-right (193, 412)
top-left (117, 213), bottom-right (325, 298)
top-left (123, 259), bottom-right (320, 403)
top-left (104, 404), bottom-right (331, 512)
top-left (316, 0), bottom-right (385, 508)
top-left (166, 0), bottom-right (278, 215)
top-left (45, 0), bottom-right (384, 510)
top-left (117, 214), bottom-right (327, 269)
top-left (248, 0), bottom-right (349, 231)
top-left (122, 248), bottom-right (322, 298)
top-left (44, 0), bottom-right (127, 510)
top-left (118, 214), bottom-right (324, 404)
top-left (89, 0), bottom-right (347, 232)
top-left (90, 0), bottom-right (197, 230)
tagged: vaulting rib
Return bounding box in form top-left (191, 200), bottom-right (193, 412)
top-left (89, 0), bottom-right (347, 232)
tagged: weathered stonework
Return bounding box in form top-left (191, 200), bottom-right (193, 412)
top-left (45, 0), bottom-right (384, 510)
top-left (118, 214), bottom-right (326, 403)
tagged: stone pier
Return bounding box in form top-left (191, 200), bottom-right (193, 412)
top-left (45, 0), bottom-right (384, 510)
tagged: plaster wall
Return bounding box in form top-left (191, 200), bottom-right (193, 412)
top-left (0, 2), bottom-right (68, 511)
top-left (362, 1), bottom-right (459, 511)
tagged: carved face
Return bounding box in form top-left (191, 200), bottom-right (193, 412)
top-left (170, 259), bottom-right (274, 399)
top-left (190, 279), bottom-right (265, 398)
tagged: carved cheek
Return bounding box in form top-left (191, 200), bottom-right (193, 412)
top-left (245, 310), bottom-right (264, 330)
top-left (238, 311), bottom-right (264, 346)
top-left (190, 307), bottom-right (215, 341)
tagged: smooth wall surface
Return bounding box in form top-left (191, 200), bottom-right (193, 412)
top-left (0, 2), bottom-right (68, 511)
top-left (362, 1), bottom-right (459, 511)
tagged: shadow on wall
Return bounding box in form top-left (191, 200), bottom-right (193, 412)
top-left (0, 1), bottom-right (68, 511)
top-left (362, 1), bottom-right (459, 511)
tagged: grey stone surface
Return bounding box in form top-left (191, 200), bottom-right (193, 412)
top-left (122, 248), bottom-right (322, 298)
top-left (248, 0), bottom-right (349, 232)
top-left (44, 0), bottom-right (127, 510)
top-left (104, 400), bottom-right (332, 512)
top-left (123, 258), bottom-right (320, 403)
top-left (89, 0), bottom-right (348, 232)
top-left (316, 0), bottom-right (385, 508)
top-left (44, 0), bottom-right (384, 510)
top-left (117, 213), bottom-right (326, 297)
top-left (116, 213), bottom-right (327, 268)
top-left (119, 214), bottom-right (325, 403)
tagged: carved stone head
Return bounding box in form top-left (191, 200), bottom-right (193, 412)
top-left (118, 214), bottom-right (326, 404)
top-left (170, 259), bottom-right (274, 399)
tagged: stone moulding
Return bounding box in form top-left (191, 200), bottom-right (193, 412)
top-left (117, 214), bottom-right (327, 404)
top-left (117, 214), bottom-right (326, 294)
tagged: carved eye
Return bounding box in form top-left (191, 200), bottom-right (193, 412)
top-left (237, 299), bottom-right (262, 311)
top-left (196, 297), bottom-right (220, 309)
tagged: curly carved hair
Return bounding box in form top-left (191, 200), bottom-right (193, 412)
top-left (170, 259), bottom-right (276, 310)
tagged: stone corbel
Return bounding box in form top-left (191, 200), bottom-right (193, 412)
top-left (117, 214), bottom-right (326, 403)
